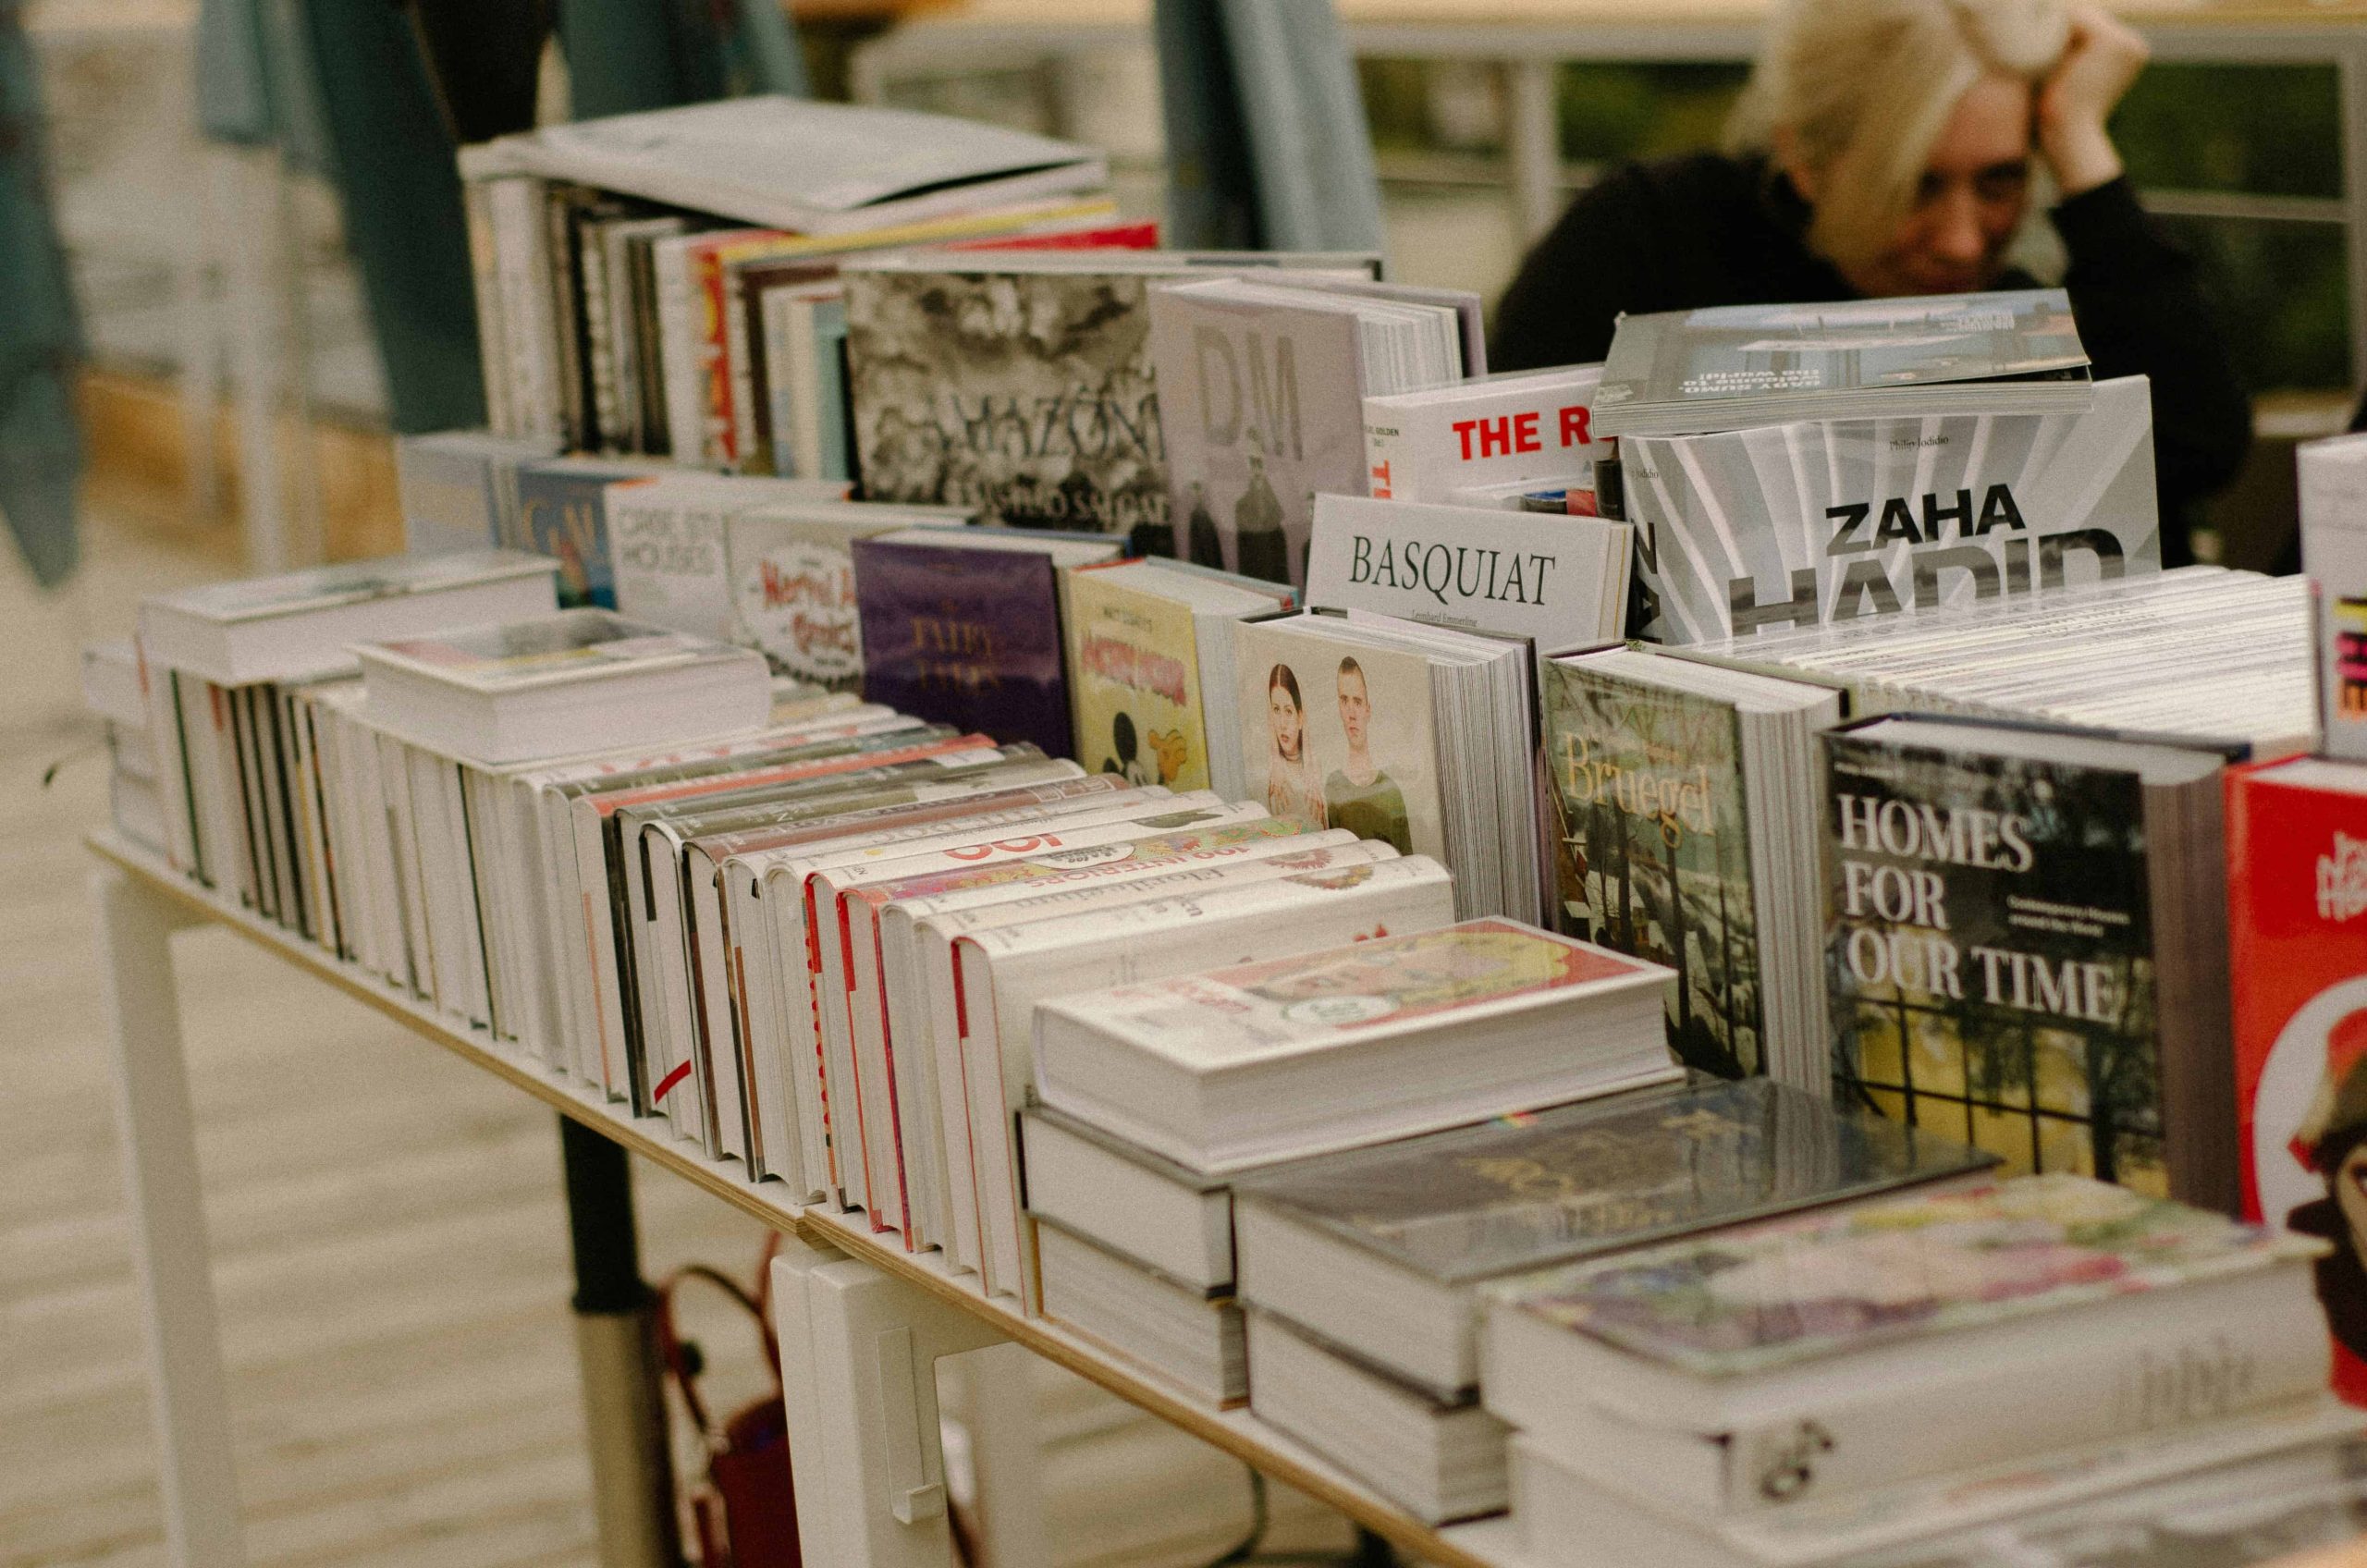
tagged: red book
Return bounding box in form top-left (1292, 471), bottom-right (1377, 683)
top-left (2226, 753), bottom-right (2367, 1403)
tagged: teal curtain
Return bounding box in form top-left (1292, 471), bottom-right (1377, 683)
top-left (191, 0), bottom-right (807, 437)
top-left (0, 3), bottom-right (81, 588)
top-left (1154, 0), bottom-right (1383, 253)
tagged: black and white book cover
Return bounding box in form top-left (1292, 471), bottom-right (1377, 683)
top-left (1625, 374), bottom-right (2159, 645)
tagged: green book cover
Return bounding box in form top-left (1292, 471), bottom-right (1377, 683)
top-left (1543, 655), bottom-right (1763, 1079)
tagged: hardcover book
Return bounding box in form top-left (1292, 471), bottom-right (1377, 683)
top-left (723, 501), bottom-right (965, 689)
top-left (2300, 434), bottom-right (2367, 762)
top-left (2226, 753), bottom-right (2367, 1406)
top-left (1821, 718), bottom-right (2235, 1204)
top-left (607, 473), bottom-right (855, 643)
top-left (1624, 376), bottom-right (2160, 645)
top-left (1061, 562), bottom-right (1211, 790)
top-left (1363, 362), bottom-right (1604, 505)
top-left (1592, 289), bottom-right (2092, 438)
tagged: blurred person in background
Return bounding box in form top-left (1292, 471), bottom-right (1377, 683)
top-left (1490, 0), bottom-right (2249, 567)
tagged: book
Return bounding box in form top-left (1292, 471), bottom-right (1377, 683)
top-left (1303, 493), bottom-right (1632, 651)
top-left (1245, 1310), bottom-right (1510, 1524)
top-left (1624, 376), bottom-right (2160, 645)
top-left (1035, 1217), bottom-right (1245, 1405)
top-left (395, 431), bottom-right (562, 556)
top-left (852, 526), bottom-right (1122, 756)
top-left (1233, 609), bottom-right (1539, 921)
top-left (962, 851), bottom-right (1456, 1300)
top-left (604, 472), bottom-right (867, 643)
top-left (1363, 362), bottom-right (1604, 505)
top-left (1060, 557), bottom-right (1294, 798)
top-left (722, 499), bottom-right (971, 689)
top-left (1035, 918), bottom-right (1678, 1171)
top-left (354, 609), bottom-right (771, 766)
top-left (1541, 648), bottom-right (1842, 1089)
top-left (511, 456), bottom-right (675, 608)
top-left (138, 551), bottom-right (559, 688)
top-left (1147, 276), bottom-right (1472, 586)
top-left (460, 96), bottom-right (1109, 238)
top-left (1821, 717), bottom-right (2238, 1207)
top-left (1020, 1103), bottom-right (1234, 1292)
top-left (1232, 1076), bottom-right (1992, 1401)
top-left (1591, 289), bottom-right (2093, 438)
top-left (1486, 1177), bottom-right (2330, 1540)
top-left (2226, 753), bottom-right (2367, 1407)
top-left (2300, 433), bottom-right (2367, 763)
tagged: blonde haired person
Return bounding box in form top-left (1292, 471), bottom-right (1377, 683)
top-left (1490, 0), bottom-right (2249, 565)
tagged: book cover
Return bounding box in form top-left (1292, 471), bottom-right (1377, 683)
top-left (845, 267), bottom-right (1169, 543)
top-left (1051, 918), bottom-right (1664, 1071)
top-left (2300, 435), bottom-right (2367, 764)
top-left (1823, 726), bottom-right (2176, 1191)
top-left (1064, 566), bottom-right (1208, 790)
top-left (724, 505), bottom-right (917, 690)
top-left (150, 550), bottom-right (555, 626)
top-left (1362, 363), bottom-right (1603, 504)
top-left (1503, 1174), bottom-right (2316, 1379)
top-left (1594, 290), bottom-right (2091, 435)
top-left (1625, 376), bottom-right (2160, 645)
top-left (1232, 616), bottom-right (1445, 862)
top-left (1543, 657), bottom-right (1764, 1078)
top-left (1148, 285), bottom-right (1367, 588)
top-left (2228, 756), bottom-right (2367, 1405)
top-left (1235, 1077), bottom-right (1992, 1287)
top-left (514, 458), bottom-right (669, 607)
top-left (852, 535), bottom-right (1072, 756)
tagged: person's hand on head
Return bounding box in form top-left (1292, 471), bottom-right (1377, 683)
top-left (2036, 4), bottom-right (2146, 196)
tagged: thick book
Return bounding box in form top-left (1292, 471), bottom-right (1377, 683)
top-left (2226, 753), bottom-right (2367, 1407)
top-left (460, 96), bottom-right (1109, 238)
top-left (1591, 289), bottom-right (2092, 438)
top-left (1485, 1176), bottom-right (2328, 1525)
top-left (1363, 362), bottom-right (1604, 505)
top-left (1541, 649), bottom-right (1841, 1090)
top-left (1625, 375), bottom-right (2160, 645)
top-left (1821, 716), bottom-right (2238, 1208)
top-left (1035, 918), bottom-right (1678, 1171)
top-left (1232, 1076), bottom-right (1991, 1401)
top-left (355, 608), bottom-right (770, 766)
top-left (852, 527), bottom-right (1122, 755)
top-left (511, 456), bottom-right (675, 608)
top-left (139, 550), bottom-right (559, 687)
top-left (1035, 1217), bottom-right (1245, 1406)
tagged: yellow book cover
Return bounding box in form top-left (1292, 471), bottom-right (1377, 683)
top-left (1063, 565), bottom-right (1207, 790)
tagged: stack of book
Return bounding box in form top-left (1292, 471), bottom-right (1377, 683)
top-left (455, 96), bottom-right (1126, 469)
top-left (1022, 920), bottom-right (1679, 1403)
top-left (1224, 1077), bottom-right (1991, 1523)
top-left (1481, 1174), bottom-right (2355, 1568)
top-left (1588, 292), bottom-right (2164, 649)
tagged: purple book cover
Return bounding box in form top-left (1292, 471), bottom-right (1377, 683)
top-left (852, 538), bottom-right (1073, 757)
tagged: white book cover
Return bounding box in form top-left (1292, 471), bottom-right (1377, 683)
top-left (2300, 433), bottom-right (2367, 762)
top-left (145, 548), bottom-right (553, 629)
top-left (358, 608), bottom-right (743, 693)
top-left (607, 475), bottom-right (856, 643)
top-left (1305, 493), bottom-right (1632, 649)
top-left (1625, 375), bottom-right (2159, 645)
top-left (961, 854), bottom-right (1460, 1302)
top-left (1364, 363), bottom-right (1603, 503)
top-left (724, 501), bottom-right (968, 688)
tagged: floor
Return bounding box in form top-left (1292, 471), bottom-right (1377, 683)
top-left (0, 508), bottom-right (1359, 1566)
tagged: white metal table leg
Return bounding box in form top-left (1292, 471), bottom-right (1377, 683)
top-left (958, 1345), bottom-right (1050, 1568)
top-left (91, 866), bottom-right (247, 1568)
top-left (770, 1246), bottom-right (1045, 1568)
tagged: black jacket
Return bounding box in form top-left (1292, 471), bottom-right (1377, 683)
top-left (1490, 153), bottom-right (2252, 567)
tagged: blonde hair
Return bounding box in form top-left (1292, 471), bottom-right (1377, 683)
top-left (1727, 0), bottom-right (2069, 270)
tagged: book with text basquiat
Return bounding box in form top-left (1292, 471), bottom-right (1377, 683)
top-left (852, 527), bottom-right (1122, 756)
top-left (1821, 717), bottom-right (2238, 1209)
top-left (1625, 375), bottom-right (2159, 645)
top-left (2226, 753), bottom-right (2367, 1408)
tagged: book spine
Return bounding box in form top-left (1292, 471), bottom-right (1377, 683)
top-left (722, 270), bottom-right (763, 474)
top-left (580, 223), bottom-right (623, 454)
top-left (1362, 404), bottom-right (1412, 501)
top-left (2300, 446), bottom-right (2367, 762)
top-left (146, 659), bottom-right (201, 876)
top-left (695, 247), bottom-right (739, 467)
top-left (653, 238), bottom-right (709, 473)
top-left (485, 178), bottom-right (562, 446)
top-left (460, 178), bottom-right (514, 438)
top-left (543, 188), bottom-right (589, 451)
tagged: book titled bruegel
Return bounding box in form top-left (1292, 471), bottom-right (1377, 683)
top-left (1625, 374), bottom-right (2159, 645)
